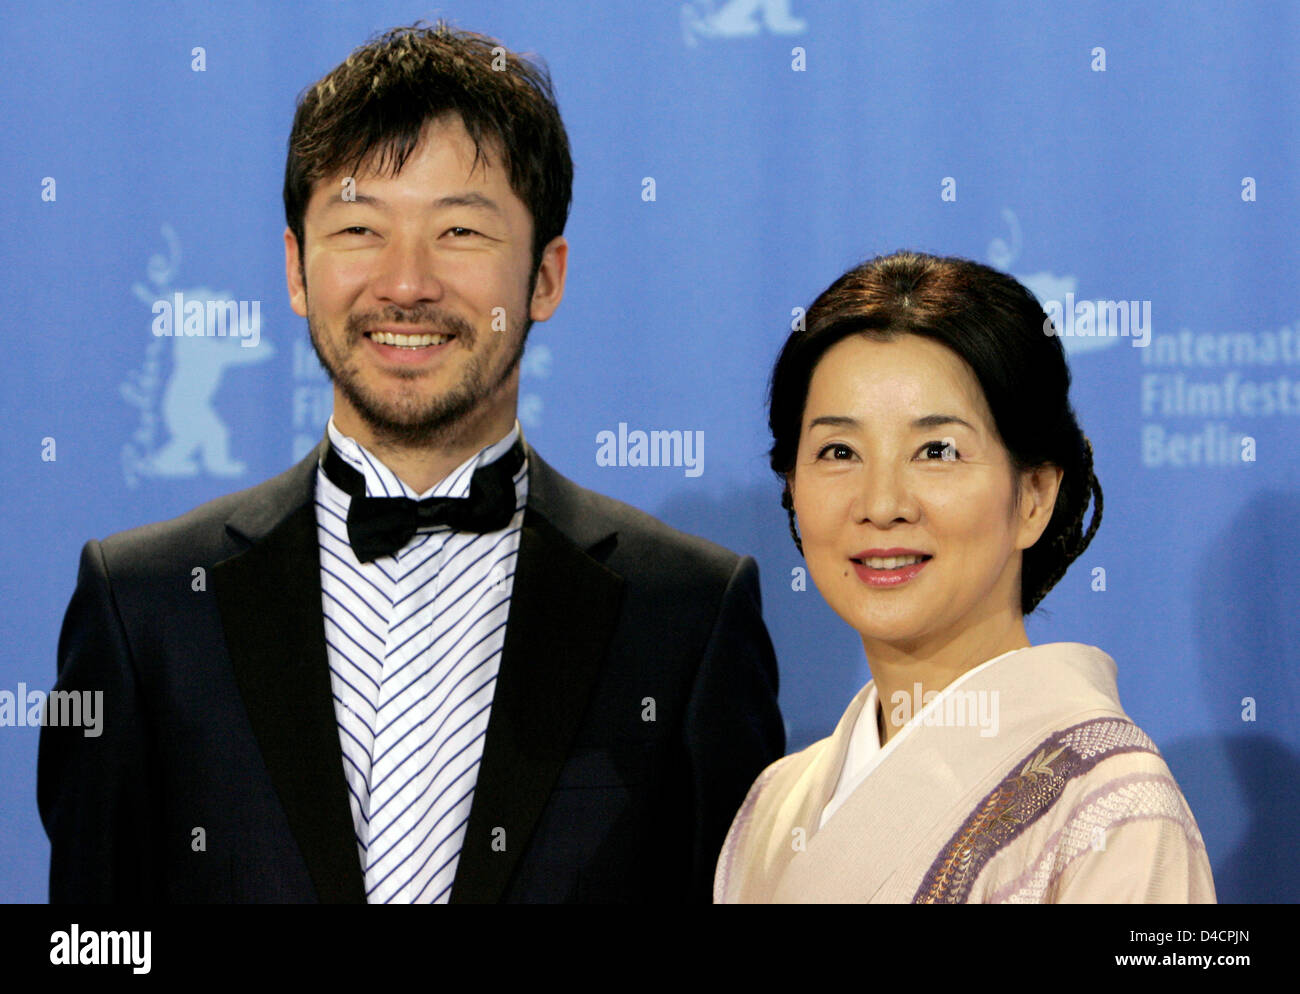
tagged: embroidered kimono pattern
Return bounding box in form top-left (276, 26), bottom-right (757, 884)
top-left (914, 717), bottom-right (1158, 902)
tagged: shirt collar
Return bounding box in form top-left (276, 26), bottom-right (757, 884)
top-left (324, 416), bottom-right (523, 501)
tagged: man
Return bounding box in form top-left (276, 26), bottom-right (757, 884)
top-left (37, 23), bottom-right (784, 903)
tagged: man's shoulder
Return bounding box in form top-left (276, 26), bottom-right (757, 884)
top-left (95, 451), bottom-right (317, 574)
top-left (530, 452), bottom-right (745, 586)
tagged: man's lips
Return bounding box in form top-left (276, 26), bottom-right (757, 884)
top-left (361, 328), bottom-right (459, 366)
top-left (363, 328), bottom-right (457, 348)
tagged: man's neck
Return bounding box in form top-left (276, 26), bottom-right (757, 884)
top-left (332, 408), bottom-right (516, 495)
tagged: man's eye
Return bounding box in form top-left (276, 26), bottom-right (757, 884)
top-left (338, 226), bottom-right (372, 236)
top-left (816, 443), bottom-right (854, 460)
top-left (446, 226), bottom-right (479, 237)
top-left (921, 440), bottom-right (959, 461)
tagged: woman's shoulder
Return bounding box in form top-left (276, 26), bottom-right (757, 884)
top-left (1051, 718), bottom-right (1200, 828)
top-left (971, 713), bottom-right (1214, 902)
top-left (714, 734), bottom-right (843, 902)
top-left (1040, 744), bottom-right (1215, 902)
top-left (746, 732), bottom-right (839, 801)
top-left (724, 727), bottom-right (848, 848)
top-left (1008, 711), bottom-right (1192, 826)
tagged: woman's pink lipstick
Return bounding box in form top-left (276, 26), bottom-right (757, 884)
top-left (850, 548), bottom-right (932, 588)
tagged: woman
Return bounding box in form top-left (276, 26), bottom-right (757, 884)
top-left (715, 251), bottom-right (1215, 903)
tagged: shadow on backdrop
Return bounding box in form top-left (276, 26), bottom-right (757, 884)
top-left (1162, 489), bottom-right (1300, 903)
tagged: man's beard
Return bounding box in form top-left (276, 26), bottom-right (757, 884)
top-left (308, 302), bottom-right (530, 448)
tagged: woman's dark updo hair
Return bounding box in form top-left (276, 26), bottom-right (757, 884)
top-left (769, 250), bottom-right (1102, 615)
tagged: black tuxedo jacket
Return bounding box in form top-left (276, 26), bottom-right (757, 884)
top-left (37, 440), bottom-right (784, 903)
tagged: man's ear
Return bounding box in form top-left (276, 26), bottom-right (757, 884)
top-left (1015, 463), bottom-right (1064, 550)
top-left (285, 227), bottom-right (308, 318)
top-left (528, 235), bottom-right (568, 322)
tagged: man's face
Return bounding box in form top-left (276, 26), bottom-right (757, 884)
top-left (285, 114), bottom-right (566, 448)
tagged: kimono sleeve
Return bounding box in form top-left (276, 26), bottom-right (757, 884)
top-left (1055, 814), bottom-right (1217, 904)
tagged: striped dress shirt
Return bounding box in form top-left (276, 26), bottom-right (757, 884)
top-left (314, 416), bottom-right (527, 903)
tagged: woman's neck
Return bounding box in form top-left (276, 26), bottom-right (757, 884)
top-left (865, 615), bottom-right (1031, 746)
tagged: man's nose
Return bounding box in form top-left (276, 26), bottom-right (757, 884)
top-left (369, 234), bottom-right (444, 307)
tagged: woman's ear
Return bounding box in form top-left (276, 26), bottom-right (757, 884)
top-left (782, 470), bottom-right (804, 554)
top-left (1016, 464), bottom-right (1064, 550)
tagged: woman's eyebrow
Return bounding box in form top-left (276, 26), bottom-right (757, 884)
top-left (808, 415), bottom-right (859, 429)
top-left (912, 414), bottom-right (976, 431)
top-left (807, 414), bottom-right (976, 431)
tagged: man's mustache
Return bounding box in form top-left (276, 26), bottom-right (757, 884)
top-left (345, 308), bottom-right (476, 342)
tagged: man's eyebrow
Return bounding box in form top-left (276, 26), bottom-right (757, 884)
top-left (431, 193), bottom-right (504, 214)
top-left (320, 191), bottom-right (504, 214)
top-left (807, 413), bottom-right (978, 431)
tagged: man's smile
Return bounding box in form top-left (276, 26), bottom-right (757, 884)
top-left (361, 329), bottom-right (460, 366)
top-left (364, 329), bottom-right (457, 348)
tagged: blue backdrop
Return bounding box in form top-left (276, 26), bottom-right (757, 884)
top-left (3, 0), bottom-right (1296, 903)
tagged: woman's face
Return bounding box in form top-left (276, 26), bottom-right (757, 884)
top-left (789, 333), bottom-right (1058, 650)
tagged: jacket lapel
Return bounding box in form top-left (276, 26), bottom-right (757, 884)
top-left (213, 443), bottom-right (367, 904)
top-left (449, 447), bottom-right (625, 903)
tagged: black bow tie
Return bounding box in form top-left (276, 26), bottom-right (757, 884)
top-left (321, 437), bottom-right (527, 563)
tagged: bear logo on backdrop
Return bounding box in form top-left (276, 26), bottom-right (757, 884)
top-left (120, 225), bottom-right (274, 488)
top-left (989, 209), bottom-right (1287, 470)
top-left (681, 0), bottom-right (806, 46)
top-left (989, 208), bottom-right (1126, 357)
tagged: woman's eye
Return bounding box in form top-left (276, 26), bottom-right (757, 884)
top-left (921, 439), bottom-right (959, 461)
top-left (817, 443), bottom-right (854, 460)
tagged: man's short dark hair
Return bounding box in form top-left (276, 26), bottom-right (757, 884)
top-left (283, 21), bottom-right (573, 275)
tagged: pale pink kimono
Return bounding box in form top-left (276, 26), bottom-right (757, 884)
top-left (714, 643), bottom-right (1216, 903)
